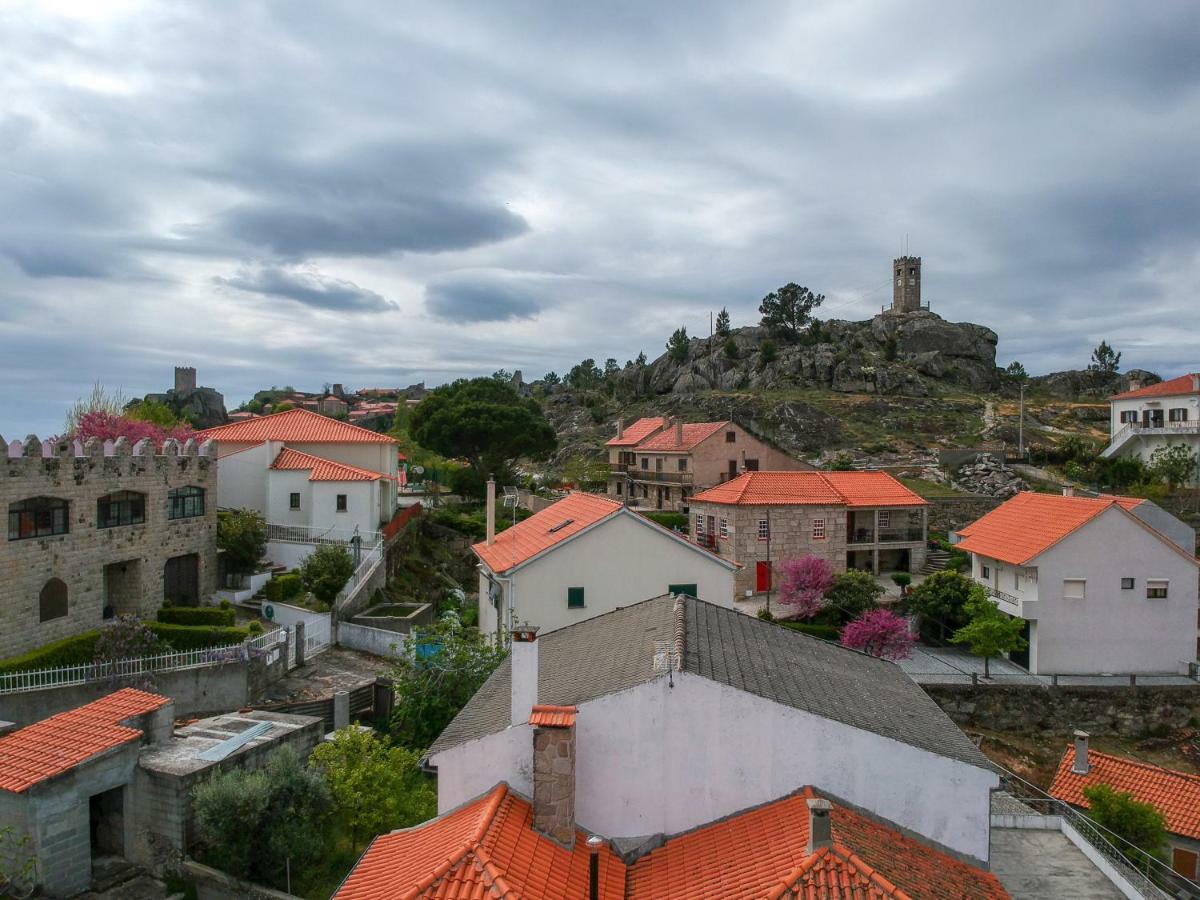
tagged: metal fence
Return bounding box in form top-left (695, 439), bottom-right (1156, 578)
top-left (0, 628), bottom-right (286, 695)
top-left (266, 523), bottom-right (382, 545)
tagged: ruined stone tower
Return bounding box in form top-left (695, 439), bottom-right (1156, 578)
top-left (174, 366), bottom-right (197, 394)
top-left (892, 256), bottom-right (922, 313)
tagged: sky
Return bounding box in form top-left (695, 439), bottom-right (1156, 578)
top-left (1, 0), bottom-right (1198, 437)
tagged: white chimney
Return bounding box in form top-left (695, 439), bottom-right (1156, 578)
top-left (486, 476), bottom-right (496, 546)
top-left (510, 625), bottom-right (539, 726)
top-left (806, 798), bottom-right (833, 852)
top-left (1062, 486), bottom-right (1074, 497)
top-left (1072, 730), bottom-right (1090, 775)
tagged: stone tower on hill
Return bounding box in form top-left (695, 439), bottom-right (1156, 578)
top-left (892, 255), bottom-right (922, 313)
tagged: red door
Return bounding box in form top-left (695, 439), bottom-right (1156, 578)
top-left (756, 562), bottom-right (772, 592)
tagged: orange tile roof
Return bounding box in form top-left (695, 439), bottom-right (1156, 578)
top-left (529, 705), bottom-right (577, 728)
top-left (1111, 373), bottom-right (1200, 400)
top-left (691, 471), bottom-right (928, 508)
top-left (1049, 747), bottom-right (1200, 841)
top-left (334, 784), bottom-right (627, 900)
top-left (196, 408), bottom-right (397, 444)
top-left (955, 492), bottom-right (1137, 566)
top-left (472, 492), bottom-right (623, 574)
top-left (337, 786), bottom-right (1006, 900)
top-left (634, 420), bottom-right (729, 452)
top-left (0, 689), bottom-right (170, 793)
top-left (270, 447), bottom-right (386, 482)
top-left (606, 417), bottom-right (666, 447)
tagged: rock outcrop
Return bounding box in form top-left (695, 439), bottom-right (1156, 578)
top-left (952, 454), bottom-right (1027, 499)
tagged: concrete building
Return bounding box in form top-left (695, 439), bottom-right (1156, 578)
top-left (605, 416), bottom-right (811, 511)
top-left (688, 470), bottom-right (929, 599)
top-left (427, 594), bottom-right (1001, 865)
top-left (955, 491), bottom-right (1199, 675)
top-left (1102, 373), bottom-right (1200, 484)
top-left (1, 435), bottom-right (218, 659)
top-left (474, 487), bottom-right (736, 641)
top-left (0, 688), bottom-right (321, 898)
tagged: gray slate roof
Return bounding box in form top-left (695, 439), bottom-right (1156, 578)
top-left (428, 595), bottom-right (989, 770)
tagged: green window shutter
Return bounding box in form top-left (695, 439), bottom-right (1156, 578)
top-left (567, 587), bottom-right (585, 608)
top-left (668, 583), bottom-right (698, 597)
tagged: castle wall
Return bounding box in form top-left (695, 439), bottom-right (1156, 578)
top-left (0, 437), bottom-right (219, 659)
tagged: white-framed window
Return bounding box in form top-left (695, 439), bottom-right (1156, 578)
top-left (878, 511), bottom-right (890, 528)
top-left (1169, 408), bottom-right (1188, 422)
top-left (695, 513), bottom-right (705, 535)
top-left (757, 519), bottom-right (769, 541)
top-left (719, 517), bottom-right (729, 539)
top-left (1146, 579), bottom-right (1169, 599)
top-left (1119, 410), bottom-right (1138, 424)
top-left (1063, 579), bottom-right (1087, 601)
top-left (812, 518), bottom-right (826, 540)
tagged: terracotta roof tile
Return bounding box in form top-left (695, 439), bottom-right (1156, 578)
top-left (633, 420), bottom-right (729, 452)
top-left (1111, 373), bottom-right (1200, 400)
top-left (472, 493), bottom-right (623, 574)
top-left (196, 408), bottom-right (396, 444)
top-left (0, 689), bottom-right (170, 793)
top-left (691, 471), bottom-right (927, 508)
top-left (529, 705), bottom-right (577, 728)
top-left (955, 492), bottom-right (1133, 565)
top-left (1049, 747), bottom-right (1200, 841)
top-left (606, 417), bottom-right (667, 447)
top-left (270, 447), bottom-right (386, 482)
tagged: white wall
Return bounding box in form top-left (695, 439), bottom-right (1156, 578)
top-left (283, 442), bottom-right (398, 479)
top-left (478, 511), bottom-right (736, 637)
top-left (1110, 394), bottom-right (1200, 436)
top-left (431, 672), bottom-right (997, 863)
top-left (311, 479), bottom-right (381, 535)
top-left (266, 469), bottom-right (312, 526)
top-left (215, 443), bottom-right (270, 512)
top-left (1033, 507), bottom-right (1197, 674)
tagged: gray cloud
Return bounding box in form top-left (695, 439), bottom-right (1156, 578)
top-left (425, 274), bottom-right (543, 322)
top-left (216, 265), bottom-right (396, 313)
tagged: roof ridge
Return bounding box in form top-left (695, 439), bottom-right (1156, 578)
top-left (1067, 745), bottom-right (1200, 783)
top-left (673, 595), bottom-right (686, 671)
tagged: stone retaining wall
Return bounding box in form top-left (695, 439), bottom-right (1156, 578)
top-left (926, 495), bottom-right (1002, 533)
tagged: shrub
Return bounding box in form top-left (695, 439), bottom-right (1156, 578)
top-left (891, 573), bottom-right (912, 590)
top-left (641, 511), bottom-right (688, 531)
top-left (246, 621), bottom-right (264, 636)
top-left (1082, 783), bottom-right (1167, 858)
top-left (829, 451), bottom-right (855, 471)
top-left (756, 607), bottom-right (776, 622)
top-left (94, 616), bottom-right (164, 666)
top-left (218, 598), bottom-right (232, 610)
top-left (157, 606), bottom-right (236, 627)
top-left (840, 609), bottom-right (917, 660)
top-left (722, 337), bottom-right (739, 360)
top-left (823, 570), bottom-right (885, 620)
top-left (299, 543), bottom-right (356, 605)
top-left (905, 570), bottom-right (976, 641)
top-left (147, 622), bottom-right (251, 650)
top-left (780, 622), bottom-right (839, 640)
top-left (760, 339), bottom-right (778, 365)
top-left (217, 509), bottom-right (268, 576)
top-left (262, 573), bottom-right (304, 604)
top-left (0, 632), bottom-right (101, 674)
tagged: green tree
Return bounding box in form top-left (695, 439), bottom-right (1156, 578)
top-left (760, 339), bottom-right (778, 365)
top-left (635, 351), bottom-right (647, 366)
top-left (409, 377), bottom-right (557, 495)
top-left (217, 509), bottom-right (267, 577)
top-left (829, 451), bottom-right (855, 471)
top-left (560, 454), bottom-right (609, 490)
top-left (192, 746), bottom-right (332, 888)
top-left (1005, 361), bottom-right (1029, 381)
top-left (758, 283), bottom-right (825, 340)
top-left (604, 358), bottom-right (620, 380)
top-left (389, 612), bottom-right (507, 750)
top-left (883, 335), bottom-right (898, 361)
top-left (273, 400), bottom-right (295, 412)
top-left (567, 359), bottom-right (603, 390)
top-left (950, 589), bottom-right (1026, 678)
top-left (715, 307), bottom-right (731, 337)
top-left (722, 337), bottom-right (739, 360)
top-left (1088, 340), bottom-right (1122, 381)
top-left (298, 543), bottom-right (356, 606)
top-left (309, 727), bottom-right (436, 848)
top-left (491, 369), bottom-right (513, 382)
top-left (1148, 443), bottom-right (1198, 491)
top-left (666, 327), bottom-right (690, 364)
top-left (823, 570), bottom-right (885, 620)
top-left (905, 569), bottom-right (977, 641)
top-left (1082, 783), bottom-right (1168, 860)
top-left (126, 398), bottom-right (180, 429)
top-left (541, 371), bottom-right (561, 386)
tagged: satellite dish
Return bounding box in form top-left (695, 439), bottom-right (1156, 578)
top-left (413, 465), bottom-right (425, 475)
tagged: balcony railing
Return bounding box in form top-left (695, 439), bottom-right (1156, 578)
top-left (847, 526), bottom-right (925, 545)
top-left (610, 463), bottom-right (694, 485)
top-left (1103, 420), bottom-right (1200, 457)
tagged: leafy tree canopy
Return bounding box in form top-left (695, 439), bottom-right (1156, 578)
top-left (541, 371), bottom-right (561, 386)
top-left (1088, 340), bottom-right (1122, 379)
top-left (778, 556), bottom-right (835, 618)
top-left (823, 569), bottom-right (884, 619)
top-left (666, 327), bottom-right (690, 364)
top-left (217, 509), bottom-right (267, 576)
top-left (758, 283), bottom-right (825, 339)
top-left (1082, 783), bottom-right (1168, 859)
top-left (1149, 443), bottom-right (1198, 491)
top-left (715, 307), bottom-right (731, 337)
top-left (566, 359), bottom-right (603, 391)
top-left (1005, 361), bottom-right (1029, 381)
top-left (840, 609), bottom-right (916, 660)
top-left (299, 543), bottom-right (356, 605)
top-left (905, 569), bottom-right (977, 641)
top-left (950, 589), bottom-right (1026, 677)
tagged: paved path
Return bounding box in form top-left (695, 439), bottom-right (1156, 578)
top-left (260, 646), bottom-right (392, 704)
top-left (991, 828), bottom-right (1125, 899)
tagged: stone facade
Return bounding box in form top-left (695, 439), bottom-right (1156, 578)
top-left (0, 435), bottom-right (218, 659)
top-left (892, 255), bottom-right (922, 313)
top-left (532, 722), bottom-right (576, 847)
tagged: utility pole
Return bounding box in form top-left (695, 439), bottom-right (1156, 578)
top-left (1018, 382), bottom-right (1026, 458)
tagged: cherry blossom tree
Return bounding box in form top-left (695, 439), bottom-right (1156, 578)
top-left (71, 410), bottom-right (194, 449)
top-left (839, 609), bottom-right (917, 661)
top-left (778, 555), bottom-right (835, 618)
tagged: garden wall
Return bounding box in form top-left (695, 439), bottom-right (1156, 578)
top-left (924, 682), bottom-right (1200, 738)
top-left (926, 495), bottom-right (1002, 533)
top-left (338, 621), bottom-right (408, 658)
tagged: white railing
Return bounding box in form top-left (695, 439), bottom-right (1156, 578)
top-left (0, 628), bottom-right (286, 695)
top-left (266, 523), bottom-right (381, 545)
top-left (1104, 420), bottom-right (1200, 457)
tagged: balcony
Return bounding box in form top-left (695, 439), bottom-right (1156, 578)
top-left (984, 584), bottom-right (1038, 620)
top-left (1102, 420), bottom-right (1200, 458)
top-left (847, 526), bottom-right (925, 545)
top-left (610, 463), bottom-right (694, 485)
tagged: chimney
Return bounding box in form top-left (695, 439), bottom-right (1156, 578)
top-left (675, 418), bottom-right (683, 446)
top-left (1128, 377), bottom-right (1142, 392)
top-left (1062, 486), bottom-right (1074, 497)
top-left (806, 798), bottom-right (834, 853)
top-left (532, 704), bottom-right (578, 847)
top-left (486, 475), bottom-right (496, 546)
top-left (1072, 730), bottom-right (1090, 775)
top-left (1192, 374), bottom-right (1200, 392)
top-left (510, 625), bottom-right (539, 726)
top-left (616, 417), bottom-right (625, 439)
top-left (587, 835), bottom-right (604, 900)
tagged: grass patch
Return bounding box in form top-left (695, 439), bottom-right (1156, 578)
top-left (897, 477), bottom-right (967, 499)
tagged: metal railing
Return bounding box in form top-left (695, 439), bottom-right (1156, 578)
top-left (849, 526), bottom-right (925, 544)
top-left (0, 628), bottom-right (286, 695)
top-left (1104, 420), bottom-right (1200, 457)
top-left (610, 464), bottom-right (694, 485)
top-left (266, 523), bottom-right (382, 545)
top-left (986, 585), bottom-right (1021, 606)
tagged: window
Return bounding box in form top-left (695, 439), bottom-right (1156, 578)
top-left (725, 430), bottom-right (736, 443)
top-left (1121, 577), bottom-right (1135, 590)
top-left (878, 511), bottom-right (891, 528)
top-left (641, 458), bottom-right (649, 470)
top-left (981, 564), bottom-right (991, 580)
top-left (97, 491), bottom-right (145, 528)
top-left (1119, 410), bottom-right (1137, 424)
top-left (167, 486), bottom-right (205, 520)
top-left (678, 458), bottom-right (688, 472)
top-left (289, 492), bottom-right (301, 510)
top-left (668, 583), bottom-right (698, 597)
top-left (615, 481), bottom-right (623, 496)
top-left (757, 519), bottom-right (769, 541)
top-left (1063, 579), bottom-right (1087, 601)
top-left (1173, 847), bottom-right (1198, 881)
top-left (719, 517), bottom-right (729, 539)
top-left (695, 513), bottom-right (705, 535)
top-left (8, 497), bottom-right (69, 540)
top-left (744, 458), bottom-right (759, 472)
top-left (336, 494), bottom-right (348, 512)
top-left (812, 518), bottom-right (826, 540)
top-left (39, 578), bottom-right (68, 622)
top-left (1146, 580), bottom-right (1169, 599)
top-left (567, 586), bottom-right (585, 609)
top-left (655, 457), bottom-right (663, 472)
top-left (1169, 407), bottom-right (1189, 422)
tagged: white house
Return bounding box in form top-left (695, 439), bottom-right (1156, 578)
top-left (427, 594), bottom-right (1001, 865)
top-left (955, 491), bottom-right (1198, 675)
top-left (1103, 373), bottom-right (1200, 483)
top-left (474, 486), bottom-right (737, 641)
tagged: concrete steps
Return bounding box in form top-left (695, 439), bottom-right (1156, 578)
top-left (920, 550), bottom-right (951, 575)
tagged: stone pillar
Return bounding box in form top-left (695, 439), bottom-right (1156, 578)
top-left (295, 621), bottom-right (306, 668)
top-left (533, 720), bottom-right (576, 848)
top-left (333, 690), bottom-right (350, 731)
top-left (373, 678), bottom-right (395, 725)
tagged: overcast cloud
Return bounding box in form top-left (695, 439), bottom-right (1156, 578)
top-left (1, 0), bottom-right (1198, 435)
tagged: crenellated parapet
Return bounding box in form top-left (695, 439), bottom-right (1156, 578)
top-left (1, 433), bottom-right (218, 482)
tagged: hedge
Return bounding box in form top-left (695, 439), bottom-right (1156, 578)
top-left (158, 606), bottom-right (236, 627)
top-left (640, 511), bottom-right (688, 531)
top-left (147, 622), bottom-right (251, 651)
top-left (781, 622), bottom-right (841, 641)
top-left (0, 623), bottom-right (252, 674)
top-left (262, 573), bottom-right (304, 604)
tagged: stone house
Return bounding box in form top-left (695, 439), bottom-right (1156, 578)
top-left (687, 470), bottom-right (928, 600)
top-left (1102, 373), bottom-right (1200, 484)
top-left (1, 435), bottom-right (218, 660)
top-left (605, 416), bottom-right (811, 512)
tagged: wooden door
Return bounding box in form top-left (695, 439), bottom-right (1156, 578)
top-left (756, 561), bottom-right (772, 592)
top-left (164, 553), bottom-right (199, 606)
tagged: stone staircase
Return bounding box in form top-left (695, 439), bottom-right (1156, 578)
top-left (921, 550), bottom-right (951, 575)
top-left (237, 564), bottom-right (288, 616)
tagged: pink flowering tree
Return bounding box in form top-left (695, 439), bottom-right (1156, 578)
top-left (777, 555), bottom-right (835, 618)
top-left (839, 609), bottom-right (917, 661)
top-left (71, 410), bottom-right (194, 449)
